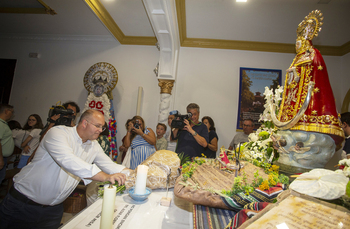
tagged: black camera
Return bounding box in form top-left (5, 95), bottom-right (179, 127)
top-left (134, 120), bottom-right (140, 129)
top-left (48, 105), bottom-right (74, 127)
top-left (170, 110), bottom-right (192, 129)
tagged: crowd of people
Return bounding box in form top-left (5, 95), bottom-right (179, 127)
top-left (0, 101), bottom-right (272, 192)
top-left (0, 104), bottom-right (129, 228)
top-left (1, 99), bottom-right (350, 228)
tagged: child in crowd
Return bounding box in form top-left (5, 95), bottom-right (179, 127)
top-left (156, 123), bottom-right (168, 150)
top-left (165, 114), bottom-right (177, 152)
top-left (16, 114), bottom-right (44, 168)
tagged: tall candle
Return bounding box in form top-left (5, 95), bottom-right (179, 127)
top-left (136, 86), bottom-right (143, 115)
top-left (134, 165), bottom-right (149, 195)
top-left (100, 185), bottom-right (116, 229)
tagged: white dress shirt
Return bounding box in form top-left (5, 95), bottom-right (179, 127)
top-left (14, 125), bottom-right (125, 205)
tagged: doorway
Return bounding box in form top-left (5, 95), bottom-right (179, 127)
top-left (0, 59), bottom-right (17, 104)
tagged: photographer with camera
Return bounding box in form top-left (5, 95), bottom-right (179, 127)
top-left (47, 101), bottom-right (80, 127)
top-left (171, 103), bottom-right (209, 159)
top-left (40, 101), bottom-right (80, 140)
top-left (123, 116), bottom-right (156, 170)
top-left (27, 101), bottom-right (80, 164)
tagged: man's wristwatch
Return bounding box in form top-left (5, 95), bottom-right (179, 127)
top-left (192, 132), bottom-right (198, 136)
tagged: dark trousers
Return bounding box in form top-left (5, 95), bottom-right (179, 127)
top-left (0, 192), bottom-right (64, 229)
top-left (0, 157), bottom-right (8, 184)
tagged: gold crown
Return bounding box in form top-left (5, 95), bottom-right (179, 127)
top-left (297, 10), bottom-right (323, 41)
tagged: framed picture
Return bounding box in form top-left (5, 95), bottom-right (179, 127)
top-left (237, 67), bottom-right (282, 130)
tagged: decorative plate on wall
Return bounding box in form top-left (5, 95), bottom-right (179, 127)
top-left (83, 62), bottom-right (118, 97)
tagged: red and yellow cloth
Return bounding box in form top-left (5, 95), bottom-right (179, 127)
top-left (279, 42), bottom-right (344, 146)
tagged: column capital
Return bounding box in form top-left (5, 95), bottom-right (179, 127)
top-left (158, 79), bottom-right (175, 94)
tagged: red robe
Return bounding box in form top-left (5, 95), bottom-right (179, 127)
top-left (278, 42), bottom-right (344, 146)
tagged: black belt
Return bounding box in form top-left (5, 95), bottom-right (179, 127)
top-left (9, 185), bottom-right (53, 208)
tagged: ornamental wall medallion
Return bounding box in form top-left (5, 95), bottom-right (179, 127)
top-left (83, 62), bottom-right (118, 97)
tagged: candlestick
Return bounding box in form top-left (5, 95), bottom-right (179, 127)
top-left (100, 185), bottom-right (116, 229)
top-left (134, 165), bottom-right (149, 195)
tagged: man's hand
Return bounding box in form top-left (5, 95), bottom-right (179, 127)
top-left (23, 145), bottom-right (30, 153)
top-left (183, 119), bottom-right (194, 134)
top-left (105, 173), bottom-right (126, 185)
top-left (50, 114), bottom-right (61, 122)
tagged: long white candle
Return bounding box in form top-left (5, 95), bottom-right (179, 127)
top-left (134, 165), bottom-right (149, 195)
top-left (136, 86), bottom-right (143, 115)
top-left (100, 185), bottom-right (116, 229)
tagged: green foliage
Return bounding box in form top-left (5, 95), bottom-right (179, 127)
top-left (258, 131), bottom-right (270, 140)
top-left (278, 174), bottom-right (289, 185)
top-left (181, 161), bottom-right (200, 182)
top-left (252, 170), bottom-right (264, 188)
top-left (178, 152), bottom-right (191, 166)
top-left (97, 181), bottom-right (126, 198)
top-left (222, 172), bottom-right (255, 196)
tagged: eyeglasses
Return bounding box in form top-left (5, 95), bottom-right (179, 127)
top-left (243, 124), bottom-right (253, 127)
top-left (86, 120), bottom-right (106, 131)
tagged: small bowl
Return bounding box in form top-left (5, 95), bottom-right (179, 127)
top-left (128, 187), bottom-right (152, 201)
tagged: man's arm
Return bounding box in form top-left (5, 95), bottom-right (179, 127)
top-left (183, 120), bottom-right (208, 148)
top-left (93, 148), bottom-right (126, 174)
top-left (40, 114), bottom-right (60, 141)
top-left (90, 171), bottom-right (126, 185)
top-left (42, 127), bottom-right (108, 182)
top-left (208, 137), bottom-right (218, 152)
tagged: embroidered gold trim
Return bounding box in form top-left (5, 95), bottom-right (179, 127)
top-left (290, 122), bottom-right (344, 138)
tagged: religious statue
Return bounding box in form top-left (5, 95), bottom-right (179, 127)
top-left (269, 10), bottom-right (344, 170)
top-left (82, 62), bottom-right (119, 161)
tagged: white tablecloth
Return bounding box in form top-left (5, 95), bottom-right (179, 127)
top-left (60, 188), bottom-right (193, 229)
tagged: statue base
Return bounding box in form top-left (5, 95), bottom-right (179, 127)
top-left (274, 162), bottom-right (311, 182)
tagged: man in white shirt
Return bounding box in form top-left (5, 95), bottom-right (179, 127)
top-left (0, 109), bottom-right (128, 229)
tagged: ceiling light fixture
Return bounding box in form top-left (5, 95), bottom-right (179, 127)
top-left (236, 0), bottom-right (247, 2)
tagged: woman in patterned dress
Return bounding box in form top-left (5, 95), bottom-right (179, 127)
top-left (96, 122), bottom-right (110, 157)
top-left (124, 116), bottom-right (156, 170)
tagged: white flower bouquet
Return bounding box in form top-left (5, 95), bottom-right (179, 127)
top-left (241, 86), bottom-right (284, 167)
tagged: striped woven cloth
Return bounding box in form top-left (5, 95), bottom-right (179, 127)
top-left (193, 205), bottom-right (237, 229)
top-left (226, 202), bottom-right (270, 229)
top-left (221, 183), bottom-right (285, 212)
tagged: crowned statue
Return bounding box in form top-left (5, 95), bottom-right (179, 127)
top-left (269, 10), bottom-right (344, 171)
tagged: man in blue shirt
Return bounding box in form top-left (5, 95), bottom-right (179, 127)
top-left (172, 103), bottom-right (209, 158)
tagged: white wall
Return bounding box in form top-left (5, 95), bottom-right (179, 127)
top-left (0, 37), bottom-right (161, 160)
top-left (174, 47), bottom-right (346, 152)
top-left (340, 51), bottom-right (350, 112)
top-left (1, 37), bottom-right (348, 166)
